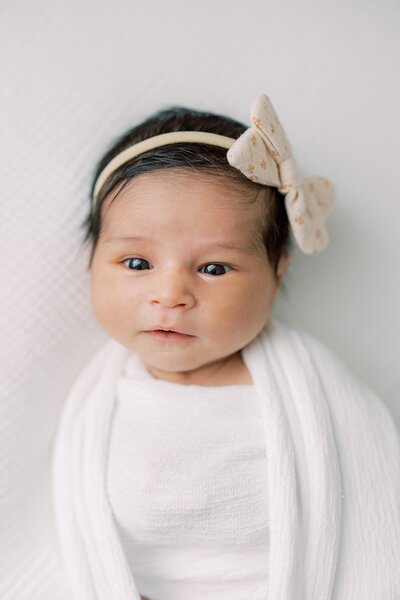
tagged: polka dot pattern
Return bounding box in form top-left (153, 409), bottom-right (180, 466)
top-left (227, 94), bottom-right (335, 254)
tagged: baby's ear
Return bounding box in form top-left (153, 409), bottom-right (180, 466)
top-left (276, 252), bottom-right (291, 286)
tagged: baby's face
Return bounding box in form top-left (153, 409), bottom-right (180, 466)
top-left (90, 170), bottom-right (289, 382)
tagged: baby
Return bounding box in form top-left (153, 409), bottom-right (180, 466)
top-left (53, 95), bottom-right (400, 600)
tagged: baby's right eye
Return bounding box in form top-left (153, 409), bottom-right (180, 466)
top-left (122, 258), bottom-right (151, 270)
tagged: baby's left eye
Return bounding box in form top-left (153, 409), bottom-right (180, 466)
top-left (199, 263), bottom-right (233, 276)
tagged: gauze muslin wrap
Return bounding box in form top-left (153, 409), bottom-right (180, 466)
top-left (52, 317), bottom-right (400, 599)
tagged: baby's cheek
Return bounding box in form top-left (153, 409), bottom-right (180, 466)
top-left (90, 288), bottom-right (107, 326)
top-left (232, 285), bottom-right (274, 334)
top-left (91, 289), bottom-right (125, 336)
top-left (206, 295), bottom-right (253, 339)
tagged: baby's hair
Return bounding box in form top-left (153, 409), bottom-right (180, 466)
top-left (81, 105), bottom-right (292, 276)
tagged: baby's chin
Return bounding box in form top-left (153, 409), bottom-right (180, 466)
top-left (142, 356), bottom-right (212, 377)
top-left (127, 335), bottom-right (243, 382)
top-left (131, 338), bottom-right (200, 368)
top-left (137, 349), bottom-right (232, 383)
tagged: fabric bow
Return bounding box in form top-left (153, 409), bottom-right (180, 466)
top-left (227, 94), bottom-right (335, 254)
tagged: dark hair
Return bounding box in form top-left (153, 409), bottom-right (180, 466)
top-left (80, 105), bottom-right (292, 276)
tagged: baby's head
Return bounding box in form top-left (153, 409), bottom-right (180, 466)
top-left (81, 105), bottom-right (292, 383)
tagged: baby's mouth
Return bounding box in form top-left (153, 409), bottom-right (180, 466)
top-left (146, 328), bottom-right (195, 341)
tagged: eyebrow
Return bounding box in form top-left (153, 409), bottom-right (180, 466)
top-left (104, 235), bottom-right (257, 253)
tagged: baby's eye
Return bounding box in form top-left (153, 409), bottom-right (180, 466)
top-left (200, 263), bottom-right (233, 276)
top-left (122, 258), bottom-right (151, 270)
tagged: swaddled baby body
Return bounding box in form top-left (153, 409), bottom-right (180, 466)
top-left (106, 353), bottom-right (269, 599)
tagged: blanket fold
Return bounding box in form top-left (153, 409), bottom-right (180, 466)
top-left (52, 317), bottom-right (400, 599)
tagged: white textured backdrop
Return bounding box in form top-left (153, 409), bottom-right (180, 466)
top-left (1, 1), bottom-right (399, 598)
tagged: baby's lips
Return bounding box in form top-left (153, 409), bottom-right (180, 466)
top-left (147, 325), bottom-right (194, 336)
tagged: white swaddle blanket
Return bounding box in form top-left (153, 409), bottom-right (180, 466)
top-left (108, 367), bottom-right (269, 600)
top-left (52, 317), bottom-right (400, 599)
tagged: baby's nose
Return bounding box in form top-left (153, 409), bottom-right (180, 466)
top-left (148, 269), bottom-right (196, 309)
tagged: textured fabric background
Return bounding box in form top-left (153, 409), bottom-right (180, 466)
top-left (1, 1), bottom-right (399, 598)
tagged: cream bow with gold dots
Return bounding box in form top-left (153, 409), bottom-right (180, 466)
top-left (227, 94), bottom-right (335, 254)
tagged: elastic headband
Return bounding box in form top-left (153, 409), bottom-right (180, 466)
top-left (91, 131), bottom-right (235, 211)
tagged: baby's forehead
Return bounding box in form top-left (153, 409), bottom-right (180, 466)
top-left (99, 174), bottom-right (268, 262)
top-left (100, 177), bottom-right (265, 254)
top-left (102, 169), bottom-right (264, 216)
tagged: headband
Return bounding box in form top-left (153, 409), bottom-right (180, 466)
top-left (91, 94), bottom-right (335, 254)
